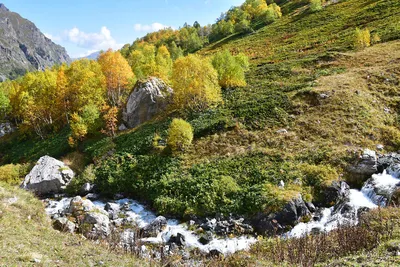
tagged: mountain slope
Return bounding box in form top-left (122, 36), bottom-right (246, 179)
top-left (0, 3), bottom-right (71, 81)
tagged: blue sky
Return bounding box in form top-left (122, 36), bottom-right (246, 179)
top-left (2, 0), bottom-right (244, 58)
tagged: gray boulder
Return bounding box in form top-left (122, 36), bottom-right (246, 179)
top-left (141, 216), bottom-right (167, 238)
top-left (316, 181), bottom-right (350, 207)
top-left (122, 77), bottom-right (173, 129)
top-left (347, 149), bottom-right (378, 184)
top-left (21, 156), bottom-right (74, 195)
top-left (67, 196), bottom-right (95, 216)
top-left (0, 122), bottom-right (15, 138)
top-left (252, 194), bottom-right (311, 236)
top-left (82, 212), bottom-right (111, 239)
top-left (53, 217), bottom-right (76, 233)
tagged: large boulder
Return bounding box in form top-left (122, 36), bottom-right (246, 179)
top-left (377, 153), bottom-right (400, 176)
top-left (21, 156), bottom-right (74, 195)
top-left (82, 212), bottom-right (111, 239)
top-left (315, 181), bottom-right (350, 207)
top-left (252, 194), bottom-right (311, 236)
top-left (122, 77), bottom-right (173, 129)
top-left (347, 149), bottom-right (378, 184)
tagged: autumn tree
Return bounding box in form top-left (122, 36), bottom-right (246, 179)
top-left (172, 54), bottom-right (222, 111)
top-left (101, 105), bottom-right (119, 138)
top-left (98, 49), bottom-right (135, 107)
top-left (354, 28), bottom-right (371, 50)
top-left (56, 65), bottom-right (70, 124)
top-left (0, 81), bottom-right (12, 120)
top-left (65, 59), bottom-right (106, 113)
top-left (212, 50), bottom-right (250, 88)
top-left (155, 45), bottom-right (173, 82)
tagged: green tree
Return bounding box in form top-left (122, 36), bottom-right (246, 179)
top-left (0, 90), bottom-right (10, 120)
top-left (168, 41), bottom-right (184, 61)
top-left (212, 50), bottom-right (250, 88)
top-left (167, 118), bottom-right (194, 153)
top-left (172, 54), bottom-right (222, 111)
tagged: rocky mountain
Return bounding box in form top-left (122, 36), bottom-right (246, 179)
top-left (0, 3), bottom-right (71, 81)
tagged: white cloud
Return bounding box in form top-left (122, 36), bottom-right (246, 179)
top-left (65, 26), bottom-right (123, 51)
top-left (44, 33), bottom-right (61, 42)
top-left (133, 23), bottom-right (169, 32)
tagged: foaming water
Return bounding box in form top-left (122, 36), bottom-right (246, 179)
top-left (287, 170), bottom-right (399, 238)
top-left (45, 197), bottom-right (256, 255)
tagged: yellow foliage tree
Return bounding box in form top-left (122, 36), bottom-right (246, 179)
top-left (98, 49), bottom-right (135, 107)
top-left (155, 45), bottom-right (173, 82)
top-left (65, 59), bottom-right (107, 113)
top-left (172, 54), bottom-right (222, 111)
top-left (354, 28), bottom-right (371, 50)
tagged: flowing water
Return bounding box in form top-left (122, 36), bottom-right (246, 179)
top-left (287, 170), bottom-right (400, 238)
top-left (45, 170), bottom-right (400, 255)
top-left (45, 197), bottom-right (257, 255)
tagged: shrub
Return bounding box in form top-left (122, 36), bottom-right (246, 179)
top-left (371, 33), bottom-right (381, 45)
top-left (167, 119), bottom-right (194, 153)
top-left (299, 163), bottom-right (338, 187)
top-left (354, 28), bottom-right (371, 49)
top-left (310, 0), bottom-right (323, 12)
top-left (66, 164), bottom-right (96, 194)
top-left (0, 164), bottom-right (30, 185)
top-left (212, 50), bottom-right (249, 89)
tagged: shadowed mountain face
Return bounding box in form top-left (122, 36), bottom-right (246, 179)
top-left (0, 3), bottom-right (71, 81)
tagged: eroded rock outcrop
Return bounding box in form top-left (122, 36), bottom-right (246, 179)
top-left (122, 77), bottom-right (173, 128)
top-left (21, 156), bottom-right (74, 195)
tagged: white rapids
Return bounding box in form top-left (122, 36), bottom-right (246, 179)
top-left (45, 197), bottom-right (256, 255)
top-left (287, 170), bottom-right (400, 238)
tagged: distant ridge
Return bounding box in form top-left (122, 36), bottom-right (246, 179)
top-left (0, 3), bottom-right (71, 81)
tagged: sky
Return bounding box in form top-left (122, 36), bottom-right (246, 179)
top-left (2, 0), bottom-right (244, 58)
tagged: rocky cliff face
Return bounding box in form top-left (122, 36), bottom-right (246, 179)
top-left (0, 3), bottom-right (71, 81)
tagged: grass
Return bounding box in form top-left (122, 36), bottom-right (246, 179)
top-left (0, 182), bottom-right (147, 267)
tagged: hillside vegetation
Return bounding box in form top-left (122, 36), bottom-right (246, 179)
top-left (1, 0), bottom-right (400, 218)
top-left (1, 0), bottom-right (400, 265)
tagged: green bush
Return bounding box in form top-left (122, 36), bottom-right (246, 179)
top-left (299, 163), bottom-right (338, 187)
top-left (212, 50), bottom-right (249, 88)
top-left (0, 164), bottom-right (30, 185)
top-left (167, 119), bottom-right (194, 153)
top-left (66, 164), bottom-right (96, 194)
top-left (310, 0), bottom-right (323, 12)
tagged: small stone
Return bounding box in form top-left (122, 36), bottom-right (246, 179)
top-left (376, 144), bottom-right (384, 151)
top-left (276, 129), bottom-right (288, 134)
top-left (319, 93), bottom-right (329, 99)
